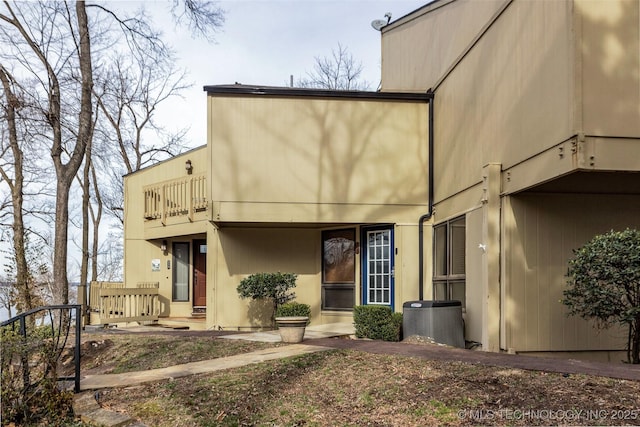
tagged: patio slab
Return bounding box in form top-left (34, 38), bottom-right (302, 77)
top-left (220, 322), bottom-right (355, 343)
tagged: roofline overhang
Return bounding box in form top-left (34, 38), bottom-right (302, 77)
top-left (203, 84), bottom-right (432, 102)
top-left (383, 0), bottom-right (455, 32)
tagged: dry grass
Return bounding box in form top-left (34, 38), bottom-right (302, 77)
top-left (76, 332), bottom-right (640, 427)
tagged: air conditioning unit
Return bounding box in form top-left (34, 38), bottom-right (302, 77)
top-left (402, 300), bottom-right (464, 348)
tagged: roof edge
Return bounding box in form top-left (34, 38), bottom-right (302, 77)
top-left (384, 0), bottom-right (456, 32)
top-left (123, 145), bottom-right (207, 178)
top-left (203, 84), bottom-right (432, 101)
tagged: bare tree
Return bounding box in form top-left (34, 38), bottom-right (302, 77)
top-left (76, 107), bottom-right (97, 302)
top-left (93, 52), bottom-right (191, 220)
top-left (0, 2), bottom-right (94, 305)
top-left (170, 0), bottom-right (225, 42)
top-left (0, 86), bottom-right (55, 314)
top-left (94, 51), bottom-right (191, 171)
top-left (296, 43), bottom-right (370, 91)
top-left (0, 278), bottom-right (15, 319)
top-left (0, 65), bottom-right (35, 312)
top-left (0, 1), bottom-right (224, 308)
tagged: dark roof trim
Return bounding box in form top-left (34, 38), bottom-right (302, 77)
top-left (384, 0), bottom-right (454, 32)
top-left (122, 144), bottom-right (206, 178)
top-left (203, 84), bottom-right (432, 102)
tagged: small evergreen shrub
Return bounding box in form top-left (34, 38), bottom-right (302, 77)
top-left (353, 305), bottom-right (403, 342)
top-left (563, 228), bottom-right (640, 364)
top-left (276, 302), bottom-right (311, 318)
top-left (236, 272), bottom-right (298, 326)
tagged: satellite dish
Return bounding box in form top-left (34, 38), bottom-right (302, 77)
top-left (370, 19), bottom-right (387, 31)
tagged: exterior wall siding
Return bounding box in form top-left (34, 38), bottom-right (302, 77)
top-left (577, 0), bottom-right (640, 137)
top-left (432, 0), bottom-right (574, 202)
top-left (502, 193), bottom-right (640, 352)
top-left (381, 0), bottom-right (506, 91)
top-left (207, 95), bottom-right (429, 224)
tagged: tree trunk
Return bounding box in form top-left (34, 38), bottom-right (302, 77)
top-left (52, 181), bottom-right (71, 305)
top-left (0, 66), bottom-right (33, 313)
top-left (11, 194), bottom-right (32, 312)
top-left (632, 316), bottom-right (640, 364)
top-left (90, 164), bottom-right (102, 282)
top-left (77, 140), bottom-right (91, 322)
top-left (51, 1), bottom-right (93, 303)
top-left (79, 154), bottom-right (90, 297)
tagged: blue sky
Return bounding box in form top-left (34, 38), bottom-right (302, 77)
top-left (149, 0), bottom-right (428, 146)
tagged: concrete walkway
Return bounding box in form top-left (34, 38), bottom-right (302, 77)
top-left (75, 323), bottom-right (354, 426)
top-left (80, 343), bottom-right (331, 390)
top-left (80, 322), bottom-right (355, 390)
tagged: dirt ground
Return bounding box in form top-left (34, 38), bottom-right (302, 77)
top-left (72, 329), bottom-right (640, 426)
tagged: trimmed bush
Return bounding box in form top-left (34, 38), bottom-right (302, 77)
top-left (563, 228), bottom-right (640, 364)
top-left (276, 302), bottom-right (311, 318)
top-left (353, 305), bottom-right (402, 342)
top-left (237, 272), bottom-right (298, 326)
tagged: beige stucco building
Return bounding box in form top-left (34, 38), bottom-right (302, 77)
top-left (120, 0), bottom-right (640, 360)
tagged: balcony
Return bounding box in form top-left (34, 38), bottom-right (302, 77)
top-left (143, 173), bottom-right (207, 224)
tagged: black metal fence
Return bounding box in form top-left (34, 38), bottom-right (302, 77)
top-left (0, 305), bottom-right (81, 393)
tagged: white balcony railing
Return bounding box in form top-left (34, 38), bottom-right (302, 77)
top-left (89, 281), bottom-right (160, 326)
top-left (143, 173), bottom-right (207, 223)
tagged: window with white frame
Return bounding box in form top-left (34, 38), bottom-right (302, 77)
top-left (433, 216), bottom-right (466, 307)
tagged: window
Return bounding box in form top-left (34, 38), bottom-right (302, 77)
top-left (433, 216), bottom-right (465, 307)
top-left (321, 229), bottom-right (355, 310)
top-left (173, 242), bottom-right (190, 301)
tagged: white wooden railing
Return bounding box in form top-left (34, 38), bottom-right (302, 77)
top-left (143, 173), bottom-right (207, 223)
top-left (89, 281), bottom-right (160, 326)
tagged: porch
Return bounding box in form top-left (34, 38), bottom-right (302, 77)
top-left (87, 281), bottom-right (206, 330)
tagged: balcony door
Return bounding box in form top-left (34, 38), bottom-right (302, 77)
top-left (193, 240), bottom-right (207, 307)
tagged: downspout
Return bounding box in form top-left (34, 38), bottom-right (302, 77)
top-left (418, 89), bottom-right (435, 301)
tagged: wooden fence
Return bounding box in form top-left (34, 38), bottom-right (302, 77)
top-left (89, 281), bottom-right (160, 326)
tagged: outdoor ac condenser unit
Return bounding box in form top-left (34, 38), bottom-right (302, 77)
top-left (402, 300), bottom-right (465, 348)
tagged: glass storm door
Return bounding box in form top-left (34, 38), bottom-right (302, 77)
top-left (362, 227), bottom-right (394, 307)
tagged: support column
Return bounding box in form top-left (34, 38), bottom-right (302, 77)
top-left (482, 163), bottom-right (501, 352)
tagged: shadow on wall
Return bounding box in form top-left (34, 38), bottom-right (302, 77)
top-left (247, 299), bottom-right (273, 328)
top-left (219, 228), bottom-right (320, 276)
top-left (159, 295), bottom-right (170, 317)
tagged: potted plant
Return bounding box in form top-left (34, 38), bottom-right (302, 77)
top-left (236, 272), bottom-right (298, 327)
top-left (275, 302), bottom-right (311, 343)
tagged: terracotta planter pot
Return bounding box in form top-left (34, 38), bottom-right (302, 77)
top-left (275, 316), bottom-right (309, 343)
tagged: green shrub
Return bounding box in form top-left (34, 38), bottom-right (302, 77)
top-left (563, 228), bottom-right (640, 364)
top-left (237, 272), bottom-right (298, 326)
top-left (353, 306), bottom-right (402, 342)
top-left (276, 302), bottom-right (311, 318)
